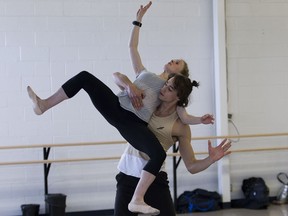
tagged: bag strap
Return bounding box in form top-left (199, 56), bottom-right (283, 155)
top-left (277, 172), bottom-right (288, 185)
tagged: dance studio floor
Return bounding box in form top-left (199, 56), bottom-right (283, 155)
top-left (177, 204), bottom-right (288, 216)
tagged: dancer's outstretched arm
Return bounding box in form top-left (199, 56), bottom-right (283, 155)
top-left (175, 122), bottom-right (231, 173)
top-left (129, 1), bottom-right (152, 76)
top-left (177, 106), bottom-right (214, 125)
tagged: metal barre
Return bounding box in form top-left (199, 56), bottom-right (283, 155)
top-left (0, 132), bottom-right (287, 150)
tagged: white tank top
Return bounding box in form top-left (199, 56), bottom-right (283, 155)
top-left (117, 111), bottom-right (178, 177)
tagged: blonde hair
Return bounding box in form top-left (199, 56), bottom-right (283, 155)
top-left (180, 60), bottom-right (189, 77)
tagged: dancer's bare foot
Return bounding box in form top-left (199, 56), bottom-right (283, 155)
top-left (128, 201), bottom-right (160, 215)
top-left (27, 86), bottom-right (44, 115)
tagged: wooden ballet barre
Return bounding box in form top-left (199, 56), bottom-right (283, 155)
top-left (190, 132), bottom-right (288, 141)
top-left (0, 156), bottom-right (121, 166)
top-left (1, 146), bottom-right (288, 166)
top-left (0, 132), bottom-right (287, 150)
top-left (170, 146), bottom-right (288, 156)
top-left (231, 146), bottom-right (288, 153)
top-left (0, 140), bottom-right (127, 150)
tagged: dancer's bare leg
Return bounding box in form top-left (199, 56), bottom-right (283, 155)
top-left (27, 86), bottom-right (68, 115)
top-left (128, 170), bottom-right (160, 215)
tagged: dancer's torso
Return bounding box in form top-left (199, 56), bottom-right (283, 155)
top-left (117, 69), bottom-right (165, 122)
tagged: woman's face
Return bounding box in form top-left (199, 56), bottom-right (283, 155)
top-left (158, 77), bottom-right (179, 103)
top-left (164, 59), bottom-right (185, 74)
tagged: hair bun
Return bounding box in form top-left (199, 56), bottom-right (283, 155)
top-left (192, 80), bottom-right (199, 88)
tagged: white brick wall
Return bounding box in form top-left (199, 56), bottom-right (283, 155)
top-left (1, 0), bottom-right (287, 215)
top-left (226, 0), bottom-right (288, 199)
top-left (0, 0), bottom-right (215, 215)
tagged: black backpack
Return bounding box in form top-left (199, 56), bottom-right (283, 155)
top-left (241, 177), bottom-right (270, 209)
top-left (232, 177), bottom-right (270, 209)
top-left (176, 188), bottom-right (221, 213)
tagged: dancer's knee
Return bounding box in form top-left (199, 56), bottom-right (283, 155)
top-left (62, 70), bottom-right (94, 98)
top-left (148, 148), bottom-right (166, 174)
top-left (78, 70), bottom-right (92, 77)
top-left (153, 145), bottom-right (166, 162)
top-left (158, 149), bottom-right (166, 163)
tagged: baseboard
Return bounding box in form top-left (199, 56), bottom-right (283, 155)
top-left (222, 202), bottom-right (231, 209)
top-left (23, 197), bottom-right (278, 216)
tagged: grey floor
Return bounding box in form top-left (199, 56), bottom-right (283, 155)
top-left (177, 204), bottom-right (288, 216)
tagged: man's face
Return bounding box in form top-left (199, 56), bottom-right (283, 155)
top-left (159, 77), bottom-right (179, 104)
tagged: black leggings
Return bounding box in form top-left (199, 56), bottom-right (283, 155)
top-left (62, 71), bottom-right (166, 175)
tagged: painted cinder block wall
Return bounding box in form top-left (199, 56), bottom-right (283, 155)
top-left (0, 0), bottom-right (215, 215)
top-left (226, 0), bottom-right (288, 199)
top-left (0, 0), bottom-right (287, 215)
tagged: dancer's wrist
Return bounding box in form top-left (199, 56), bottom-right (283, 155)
top-left (132, 21), bottom-right (142, 27)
